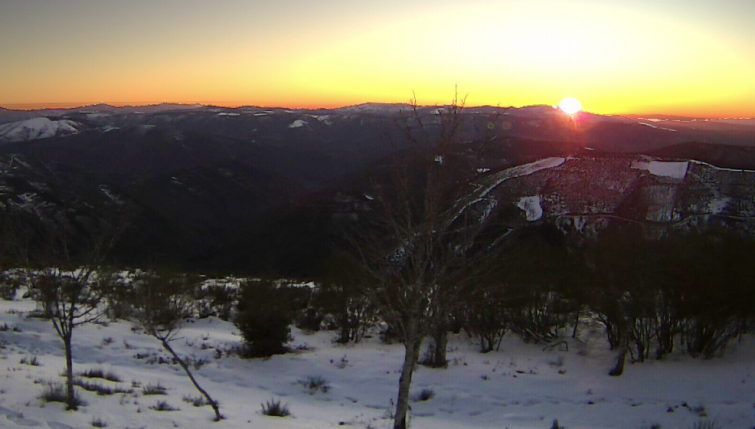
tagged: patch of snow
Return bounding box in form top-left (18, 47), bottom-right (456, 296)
top-left (288, 119), bottom-right (307, 129)
top-left (434, 155), bottom-right (444, 165)
top-left (312, 115), bottom-right (333, 125)
top-left (364, 194), bottom-right (374, 201)
top-left (476, 168), bottom-right (490, 173)
top-left (102, 125), bottom-right (119, 132)
top-left (217, 112), bottom-right (240, 117)
top-left (640, 122), bottom-right (677, 132)
top-left (631, 161), bottom-right (688, 179)
top-left (708, 197), bottom-right (730, 214)
top-left (516, 196), bottom-right (543, 221)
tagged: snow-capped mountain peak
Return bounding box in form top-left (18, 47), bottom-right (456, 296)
top-left (0, 117), bottom-right (81, 143)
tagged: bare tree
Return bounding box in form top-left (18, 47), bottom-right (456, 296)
top-left (9, 211), bottom-right (129, 410)
top-left (36, 268), bottom-right (116, 409)
top-left (130, 271), bottom-right (223, 422)
top-left (352, 92), bottom-right (504, 428)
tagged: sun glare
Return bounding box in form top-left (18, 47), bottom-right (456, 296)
top-left (559, 97), bottom-right (582, 115)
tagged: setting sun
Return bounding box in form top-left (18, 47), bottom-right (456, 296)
top-left (559, 97), bottom-right (582, 115)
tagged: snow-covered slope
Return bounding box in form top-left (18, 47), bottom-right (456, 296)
top-left (0, 118), bottom-right (80, 143)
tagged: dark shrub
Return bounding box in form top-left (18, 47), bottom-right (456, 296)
top-left (195, 283), bottom-right (238, 320)
top-left (313, 253), bottom-right (373, 343)
top-left (73, 379), bottom-right (133, 396)
top-left (79, 368), bottom-right (122, 382)
top-left (91, 417), bottom-right (107, 428)
top-left (142, 382), bottom-right (167, 395)
top-left (40, 382), bottom-right (85, 407)
top-left (413, 388), bottom-right (435, 402)
top-left (261, 399), bottom-right (290, 417)
top-left (461, 288), bottom-right (507, 353)
top-left (149, 400), bottom-right (179, 412)
top-left (0, 274), bottom-right (21, 301)
top-left (234, 280), bottom-right (294, 357)
top-left (498, 225), bottom-right (582, 344)
top-left (298, 376), bottom-right (330, 394)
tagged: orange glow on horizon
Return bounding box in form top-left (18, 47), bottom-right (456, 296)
top-left (1, 1), bottom-right (754, 118)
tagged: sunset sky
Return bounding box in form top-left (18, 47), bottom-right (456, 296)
top-left (1, 0), bottom-right (754, 117)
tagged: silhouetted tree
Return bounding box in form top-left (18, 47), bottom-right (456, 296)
top-left (351, 92), bottom-right (504, 428)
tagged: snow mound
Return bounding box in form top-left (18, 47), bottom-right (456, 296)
top-left (0, 117), bottom-right (80, 143)
top-left (631, 161), bottom-right (688, 179)
top-left (288, 119), bottom-right (308, 129)
top-left (516, 196), bottom-right (543, 221)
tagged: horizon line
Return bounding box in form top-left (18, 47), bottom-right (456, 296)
top-left (1, 101), bottom-right (752, 121)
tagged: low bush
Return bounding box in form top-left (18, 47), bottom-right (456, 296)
top-left (195, 283), bottom-right (238, 321)
top-left (79, 368), bottom-right (122, 382)
top-left (0, 323), bottom-right (21, 333)
top-left (149, 400), bottom-right (179, 412)
top-left (261, 399), bottom-right (290, 417)
top-left (413, 388), bottom-right (435, 402)
top-left (182, 394), bottom-right (210, 407)
top-left (20, 355), bottom-right (40, 366)
top-left (74, 379), bottom-right (133, 396)
top-left (39, 382), bottom-right (85, 407)
top-left (234, 280), bottom-right (293, 357)
top-left (0, 276), bottom-right (21, 301)
top-left (91, 417), bottom-right (107, 428)
top-left (689, 420), bottom-right (719, 429)
top-left (142, 382), bottom-right (167, 396)
top-left (298, 376), bottom-right (330, 394)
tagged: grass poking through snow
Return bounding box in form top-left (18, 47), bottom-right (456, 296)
top-left (261, 398), bottom-right (290, 417)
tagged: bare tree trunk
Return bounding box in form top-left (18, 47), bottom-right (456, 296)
top-left (64, 335), bottom-right (76, 410)
top-left (339, 311), bottom-right (350, 344)
top-left (394, 332), bottom-right (422, 429)
top-left (429, 326), bottom-right (448, 368)
top-left (572, 311), bottom-right (580, 338)
top-left (161, 340), bottom-right (222, 421)
top-left (609, 337), bottom-right (628, 377)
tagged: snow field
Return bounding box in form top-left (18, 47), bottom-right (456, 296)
top-left (1, 291), bottom-right (754, 429)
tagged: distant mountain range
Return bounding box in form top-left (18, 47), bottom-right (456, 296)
top-left (1, 103), bottom-right (754, 275)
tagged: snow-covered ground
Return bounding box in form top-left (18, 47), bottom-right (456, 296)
top-left (631, 161), bottom-right (689, 180)
top-left (1, 291), bottom-right (753, 429)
